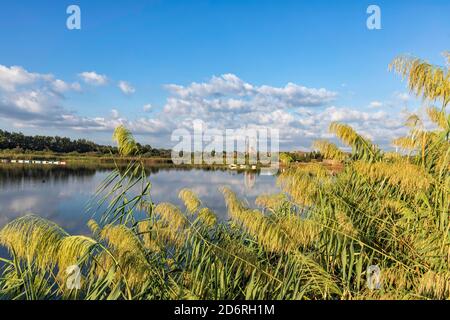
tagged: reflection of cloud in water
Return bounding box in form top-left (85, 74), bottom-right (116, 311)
top-left (8, 195), bottom-right (42, 213)
top-left (150, 170), bottom-right (279, 219)
top-left (0, 168), bottom-right (279, 235)
top-left (0, 189), bottom-right (83, 232)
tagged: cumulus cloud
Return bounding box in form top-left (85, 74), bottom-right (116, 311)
top-left (158, 74), bottom-right (339, 138)
top-left (0, 65), bottom-right (46, 91)
top-left (143, 104), bottom-right (153, 112)
top-left (51, 79), bottom-right (81, 93)
top-left (165, 73), bottom-right (336, 108)
top-left (0, 65), bottom-right (168, 138)
top-left (146, 74), bottom-right (406, 149)
top-left (78, 71), bottom-right (108, 86)
top-left (369, 101), bottom-right (383, 109)
top-left (118, 81), bottom-right (135, 95)
top-left (0, 65), bottom-right (85, 124)
top-left (0, 65), bottom-right (80, 95)
top-left (0, 67), bottom-right (409, 150)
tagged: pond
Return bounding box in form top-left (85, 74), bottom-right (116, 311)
top-left (0, 166), bottom-right (280, 235)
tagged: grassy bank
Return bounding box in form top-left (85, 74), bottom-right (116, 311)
top-left (0, 150), bottom-right (171, 163)
top-left (0, 151), bottom-right (280, 170)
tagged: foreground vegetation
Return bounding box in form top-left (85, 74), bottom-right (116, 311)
top-left (0, 53), bottom-right (449, 300)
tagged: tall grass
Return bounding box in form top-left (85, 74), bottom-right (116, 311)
top-left (0, 53), bottom-right (449, 300)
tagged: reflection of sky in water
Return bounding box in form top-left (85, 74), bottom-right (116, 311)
top-left (0, 167), bottom-right (279, 235)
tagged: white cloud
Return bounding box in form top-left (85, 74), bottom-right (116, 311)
top-left (325, 106), bottom-right (386, 122)
top-left (0, 64), bottom-right (85, 124)
top-left (396, 92), bottom-right (411, 102)
top-left (146, 75), bottom-right (405, 149)
top-left (111, 109), bottom-right (120, 119)
top-left (368, 101), bottom-right (383, 109)
top-left (0, 65), bottom-right (81, 95)
top-left (0, 67), bottom-right (410, 150)
top-left (0, 65), bottom-right (47, 92)
top-left (118, 81), bottom-right (135, 95)
top-left (0, 65), bottom-right (159, 136)
top-left (165, 73), bottom-right (336, 108)
top-left (78, 71), bottom-right (108, 86)
top-left (143, 104), bottom-right (153, 112)
top-left (51, 79), bottom-right (81, 93)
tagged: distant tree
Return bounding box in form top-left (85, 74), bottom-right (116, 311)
top-left (0, 128), bottom-right (171, 157)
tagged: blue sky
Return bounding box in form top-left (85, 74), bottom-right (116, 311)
top-left (0, 0), bottom-right (448, 149)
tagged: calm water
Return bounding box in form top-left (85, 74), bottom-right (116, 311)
top-left (0, 166), bottom-right (279, 234)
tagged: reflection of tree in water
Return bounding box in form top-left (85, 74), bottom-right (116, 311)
top-left (143, 166), bottom-right (229, 177)
top-left (0, 164), bottom-right (262, 189)
top-left (0, 166), bottom-right (99, 187)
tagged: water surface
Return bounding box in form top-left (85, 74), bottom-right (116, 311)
top-left (0, 166), bottom-right (279, 234)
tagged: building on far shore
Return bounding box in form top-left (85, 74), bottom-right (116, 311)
top-left (0, 159), bottom-right (67, 166)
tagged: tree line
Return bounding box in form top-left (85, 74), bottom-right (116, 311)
top-left (0, 129), bottom-right (171, 157)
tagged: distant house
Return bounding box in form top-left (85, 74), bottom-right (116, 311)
top-left (18, 160), bottom-right (24, 164)
top-left (11, 160), bottom-right (17, 163)
top-left (0, 159), bottom-right (8, 163)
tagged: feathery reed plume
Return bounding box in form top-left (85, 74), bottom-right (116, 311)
top-left (427, 106), bottom-right (449, 130)
top-left (0, 215), bottom-right (68, 270)
top-left (98, 224), bottom-right (151, 289)
top-left (154, 203), bottom-right (186, 231)
top-left (418, 271), bottom-right (450, 299)
top-left (221, 187), bottom-right (288, 253)
top-left (178, 188), bottom-right (201, 214)
top-left (153, 221), bottom-right (186, 248)
top-left (392, 136), bottom-right (417, 151)
top-left (99, 224), bottom-right (147, 261)
top-left (220, 186), bottom-right (246, 214)
top-left (277, 164), bottom-right (328, 206)
top-left (334, 211), bottom-right (358, 238)
top-left (390, 54), bottom-right (449, 108)
top-left (57, 235), bottom-right (97, 278)
top-left (383, 151), bottom-right (403, 161)
top-left (197, 208), bottom-right (217, 228)
top-left (87, 219), bottom-right (101, 237)
top-left (277, 214), bottom-right (320, 249)
top-left (329, 122), bottom-right (380, 161)
top-left (352, 160), bottom-right (431, 194)
top-left (255, 193), bottom-right (287, 212)
top-left (153, 203), bottom-right (190, 248)
top-left (313, 140), bottom-right (347, 161)
top-left (136, 220), bottom-right (160, 252)
top-left (112, 125), bottom-right (138, 157)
